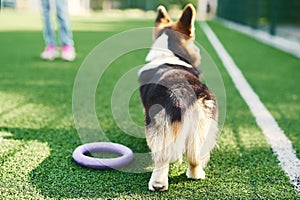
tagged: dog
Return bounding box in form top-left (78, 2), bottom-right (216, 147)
top-left (138, 4), bottom-right (218, 191)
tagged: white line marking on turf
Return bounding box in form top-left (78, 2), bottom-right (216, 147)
top-left (200, 22), bottom-right (300, 193)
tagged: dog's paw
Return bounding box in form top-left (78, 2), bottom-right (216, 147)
top-left (148, 165), bottom-right (169, 191)
top-left (148, 180), bottom-right (168, 192)
top-left (186, 165), bottom-right (206, 180)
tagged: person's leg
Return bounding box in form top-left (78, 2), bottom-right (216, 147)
top-left (40, 0), bottom-right (59, 60)
top-left (55, 0), bottom-right (74, 46)
top-left (55, 0), bottom-right (75, 61)
top-left (40, 0), bottom-right (56, 46)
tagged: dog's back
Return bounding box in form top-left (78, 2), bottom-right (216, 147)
top-left (139, 62), bottom-right (216, 124)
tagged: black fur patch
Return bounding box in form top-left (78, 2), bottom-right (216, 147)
top-left (139, 64), bottom-right (216, 126)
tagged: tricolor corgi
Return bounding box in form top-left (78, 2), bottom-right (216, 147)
top-left (138, 4), bottom-right (218, 191)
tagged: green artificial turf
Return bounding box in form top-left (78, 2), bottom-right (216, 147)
top-left (0, 12), bottom-right (299, 199)
top-left (208, 21), bottom-right (300, 159)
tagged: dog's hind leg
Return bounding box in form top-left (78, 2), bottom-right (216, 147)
top-left (185, 135), bottom-right (207, 180)
top-left (145, 111), bottom-right (172, 191)
top-left (185, 101), bottom-right (218, 180)
top-left (147, 130), bottom-right (170, 191)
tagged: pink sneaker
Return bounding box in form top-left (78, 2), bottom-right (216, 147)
top-left (61, 45), bottom-right (76, 61)
top-left (41, 45), bottom-right (59, 60)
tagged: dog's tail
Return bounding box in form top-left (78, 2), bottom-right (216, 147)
top-left (145, 99), bottom-right (218, 166)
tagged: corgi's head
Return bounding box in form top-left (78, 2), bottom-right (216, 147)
top-left (150, 4), bottom-right (200, 67)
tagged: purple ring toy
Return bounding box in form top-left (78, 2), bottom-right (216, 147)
top-left (72, 142), bottom-right (134, 169)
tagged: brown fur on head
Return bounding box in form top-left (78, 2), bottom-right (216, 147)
top-left (153, 4), bottom-right (200, 67)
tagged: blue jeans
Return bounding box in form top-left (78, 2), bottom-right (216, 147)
top-left (40, 0), bottom-right (74, 46)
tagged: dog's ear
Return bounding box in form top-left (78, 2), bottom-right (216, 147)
top-left (155, 5), bottom-right (171, 27)
top-left (176, 4), bottom-right (196, 37)
top-left (154, 5), bottom-right (172, 39)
